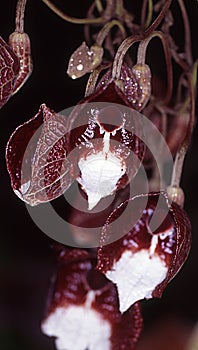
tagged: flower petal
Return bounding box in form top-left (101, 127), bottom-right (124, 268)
top-left (42, 246), bottom-right (143, 350)
top-left (0, 36), bottom-right (20, 108)
top-left (97, 192), bottom-right (191, 312)
top-left (6, 104), bottom-right (74, 205)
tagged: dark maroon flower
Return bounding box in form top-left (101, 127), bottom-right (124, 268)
top-left (0, 36), bottom-right (20, 109)
top-left (97, 192), bottom-right (191, 312)
top-left (6, 89), bottom-right (146, 210)
top-left (41, 246), bottom-right (143, 350)
top-left (95, 63), bottom-right (151, 111)
top-left (6, 104), bottom-right (74, 205)
top-left (66, 66), bottom-right (146, 209)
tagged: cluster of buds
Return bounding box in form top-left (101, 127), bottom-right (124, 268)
top-left (2, 0), bottom-right (198, 349)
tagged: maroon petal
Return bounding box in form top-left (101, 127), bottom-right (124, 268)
top-left (6, 104), bottom-right (74, 205)
top-left (65, 82), bottom-right (145, 209)
top-left (96, 63), bottom-right (151, 111)
top-left (42, 246), bottom-right (143, 350)
top-left (0, 36), bottom-right (20, 108)
top-left (97, 192), bottom-right (191, 312)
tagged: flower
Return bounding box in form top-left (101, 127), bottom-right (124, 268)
top-left (97, 191), bottom-right (191, 313)
top-left (41, 246), bottom-right (143, 350)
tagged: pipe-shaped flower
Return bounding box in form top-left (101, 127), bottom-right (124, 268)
top-left (41, 246), bottom-right (143, 350)
top-left (97, 192), bottom-right (191, 313)
top-left (6, 63), bottom-right (147, 209)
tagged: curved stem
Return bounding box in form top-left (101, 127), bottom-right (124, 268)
top-left (41, 0), bottom-right (107, 24)
top-left (170, 70), bottom-right (196, 187)
top-left (141, 0), bottom-right (153, 29)
top-left (144, 0), bottom-right (172, 37)
top-left (116, 0), bottom-right (124, 16)
top-left (95, 0), bottom-right (104, 13)
top-left (170, 147), bottom-right (186, 187)
top-left (112, 0), bottom-right (173, 79)
top-left (177, 0), bottom-right (193, 65)
top-left (15, 0), bottom-right (27, 33)
top-left (141, 0), bottom-right (148, 27)
top-left (137, 31), bottom-right (173, 105)
top-left (95, 19), bottom-right (126, 46)
top-left (85, 69), bottom-right (101, 97)
top-left (112, 35), bottom-right (142, 79)
top-left (85, 63), bottom-right (111, 96)
top-left (84, 2), bottom-right (97, 45)
top-left (145, 0), bottom-right (153, 28)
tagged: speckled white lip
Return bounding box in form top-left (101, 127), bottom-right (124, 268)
top-left (77, 152), bottom-right (125, 210)
top-left (42, 291), bottom-right (111, 350)
top-left (106, 249), bottom-right (168, 313)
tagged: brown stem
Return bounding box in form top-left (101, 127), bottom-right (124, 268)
top-left (85, 63), bottom-right (112, 96)
top-left (104, 0), bottom-right (115, 19)
top-left (112, 0), bottom-right (173, 79)
top-left (41, 0), bottom-right (107, 24)
top-left (141, 0), bottom-right (148, 26)
top-left (177, 0), bottom-right (193, 65)
top-left (144, 0), bottom-right (173, 36)
top-left (15, 0), bottom-right (27, 33)
top-left (170, 146), bottom-right (186, 187)
top-left (171, 71), bottom-right (195, 187)
top-left (137, 31), bottom-right (173, 105)
top-left (95, 20), bottom-right (126, 46)
top-left (116, 0), bottom-right (124, 17)
top-left (84, 2), bottom-right (98, 45)
top-left (141, 0), bottom-right (153, 29)
top-left (95, 0), bottom-right (104, 13)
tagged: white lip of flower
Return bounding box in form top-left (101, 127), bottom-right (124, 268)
top-left (77, 111), bottom-right (126, 210)
top-left (105, 232), bottom-right (170, 313)
top-left (77, 152), bottom-right (126, 210)
top-left (41, 291), bottom-right (111, 350)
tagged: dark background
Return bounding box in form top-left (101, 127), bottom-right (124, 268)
top-left (0, 1), bottom-right (198, 349)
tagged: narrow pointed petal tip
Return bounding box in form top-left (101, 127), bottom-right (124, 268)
top-left (97, 192), bottom-right (191, 312)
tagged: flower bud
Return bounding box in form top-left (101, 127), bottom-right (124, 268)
top-left (67, 41), bottom-right (103, 79)
top-left (8, 31), bottom-right (33, 94)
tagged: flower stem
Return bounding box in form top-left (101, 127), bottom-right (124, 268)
top-left (171, 69), bottom-right (196, 187)
top-left (177, 0), bottom-right (193, 65)
top-left (15, 0), bottom-right (27, 33)
top-left (95, 0), bottom-right (104, 13)
top-left (137, 31), bottom-right (173, 105)
top-left (95, 20), bottom-right (126, 47)
top-left (41, 0), bottom-right (107, 24)
top-left (85, 63), bottom-right (111, 96)
top-left (112, 0), bottom-right (173, 79)
top-left (141, 0), bottom-right (153, 29)
top-left (116, 0), bottom-right (124, 17)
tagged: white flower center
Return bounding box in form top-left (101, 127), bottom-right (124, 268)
top-left (77, 152), bottom-right (125, 210)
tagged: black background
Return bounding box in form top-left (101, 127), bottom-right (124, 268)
top-left (0, 1), bottom-right (198, 349)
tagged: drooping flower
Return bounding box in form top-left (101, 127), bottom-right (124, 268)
top-left (41, 246), bottom-right (143, 350)
top-left (6, 63), bottom-right (148, 210)
top-left (97, 192), bottom-right (191, 313)
top-left (6, 104), bottom-right (74, 205)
